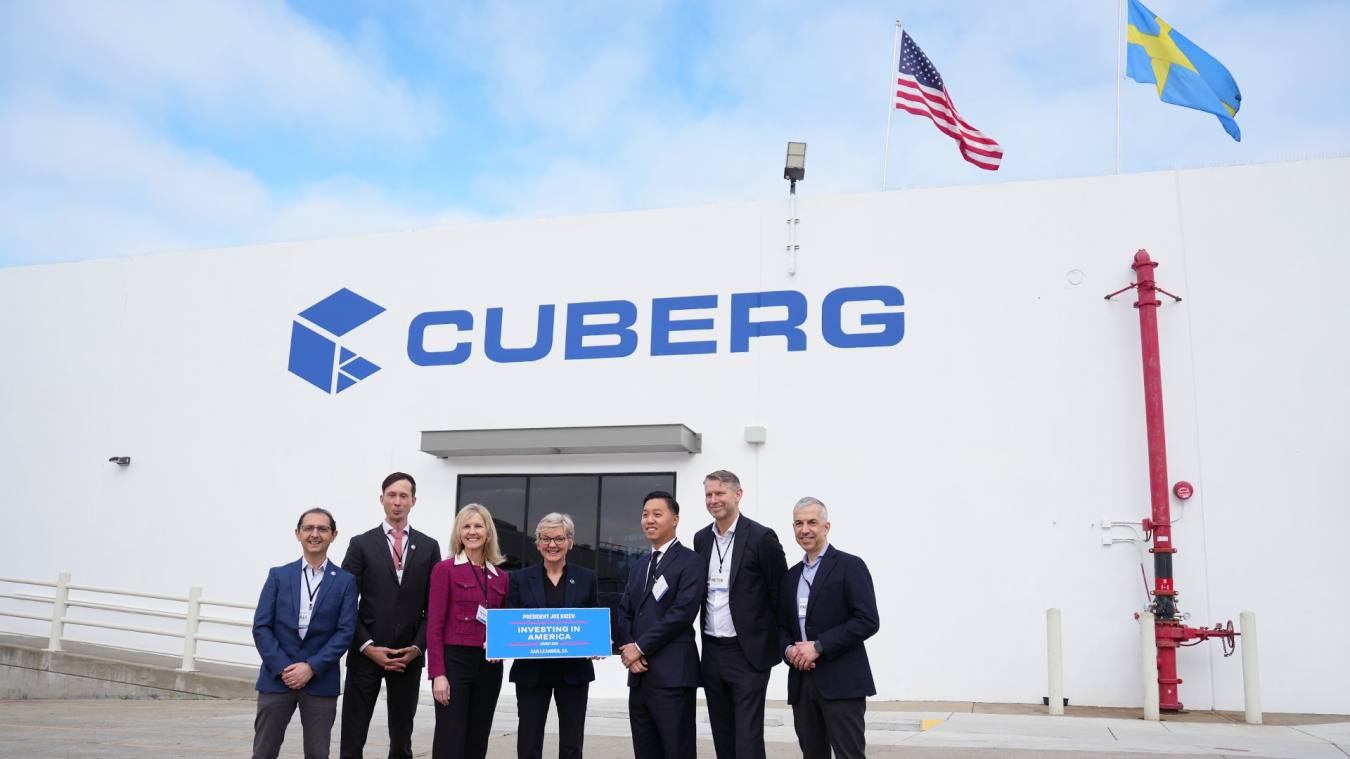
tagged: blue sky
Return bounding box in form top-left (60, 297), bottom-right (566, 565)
top-left (2, 0), bottom-right (1347, 266)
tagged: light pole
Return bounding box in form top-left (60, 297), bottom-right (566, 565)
top-left (784, 142), bottom-right (806, 274)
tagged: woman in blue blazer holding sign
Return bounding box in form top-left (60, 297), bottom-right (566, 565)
top-left (506, 512), bottom-right (601, 759)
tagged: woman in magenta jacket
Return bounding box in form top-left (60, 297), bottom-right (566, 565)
top-left (427, 503), bottom-right (510, 759)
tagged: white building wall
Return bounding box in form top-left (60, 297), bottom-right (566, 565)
top-left (1, 158), bottom-right (1346, 713)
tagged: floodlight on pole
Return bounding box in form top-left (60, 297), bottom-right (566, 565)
top-left (784, 142), bottom-right (807, 194)
top-left (783, 141), bottom-right (806, 275)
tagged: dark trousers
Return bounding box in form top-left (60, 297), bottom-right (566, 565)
top-left (253, 689), bottom-right (338, 759)
top-left (340, 651), bottom-right (424, 758)
top-left (628, 680), bottom-right (696, 759)
top-left (701, 636), bottom-right (770, 759)
top-left (433, 645), bottom-right (504, 759)
top-left (515, 680), bottom-right (589, 759)
top-left (792, 670), bottom-right (867, 759)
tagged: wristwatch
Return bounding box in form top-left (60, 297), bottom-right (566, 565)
top-left (813, 640), bottom-right (823, 654)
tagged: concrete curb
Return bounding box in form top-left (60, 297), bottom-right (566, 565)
top-left (0, 642), bottom-right (255, 700)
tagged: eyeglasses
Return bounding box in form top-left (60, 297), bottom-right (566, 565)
top-left (299, 525), bottom-right (332, 534)
top-left (536, 536), bottom-right (569, 545)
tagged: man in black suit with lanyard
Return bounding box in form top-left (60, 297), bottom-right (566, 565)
top-left (778, 496), bottom-right (880, 759)
top-left (693, 470), bottom-right (787, 759)
top-left (339, 472), bottom-right (443, 759)
top-left (615, 491), bottom-right (706, 759)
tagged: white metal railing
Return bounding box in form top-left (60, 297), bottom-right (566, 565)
top-left (0, 572), bottom-right (256, 671)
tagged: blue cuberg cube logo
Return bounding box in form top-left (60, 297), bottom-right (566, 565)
top-left (288, 288), bottom-right (386, 394)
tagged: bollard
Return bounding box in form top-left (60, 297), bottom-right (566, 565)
top-left (1240, 611), bottom-right (1261, 724)
top-left (181, 585), bottom-right (203, 671)
top-left (1140, 612), bottom-right (1159, 721)
top-left (1047, 608), bottom-right (1064, 715)
top-left (46, 572), bottom-right (71, 652)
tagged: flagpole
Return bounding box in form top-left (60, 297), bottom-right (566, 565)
top-left (882, 19), bottom-right (901, 190)
top-left (1116, 0), bottom-right (1124, 174)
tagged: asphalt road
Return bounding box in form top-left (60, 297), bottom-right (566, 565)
top-left (4, 697), bottom-right (1341, 759)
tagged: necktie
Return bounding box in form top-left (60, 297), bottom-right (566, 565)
top-left (391, 529), bottom-right (406, 570)
top-left (645, 550), bottom-right (662, 593)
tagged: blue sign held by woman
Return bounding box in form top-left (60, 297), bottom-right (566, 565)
top-left (486, 608), bottom-right (612, 659)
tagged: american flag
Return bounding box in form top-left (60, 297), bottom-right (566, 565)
top-left (895, 31), bottom-right (1003, 171)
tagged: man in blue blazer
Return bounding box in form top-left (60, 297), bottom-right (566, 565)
top-left (615, 491), bottom-right (706, 759)
top-left (777, 497), bottom-right (880, 759)
top-left (252, 507), bottom-right (359, 759)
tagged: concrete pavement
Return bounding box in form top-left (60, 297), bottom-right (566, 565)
top-left (2, 694), bottom-right (1348, 758)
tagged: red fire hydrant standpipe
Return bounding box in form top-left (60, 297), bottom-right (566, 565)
top-left (1106, 250), bottom-right (1236, 712)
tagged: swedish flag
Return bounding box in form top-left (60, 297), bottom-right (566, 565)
top-left (1126, 0), bottom-right (1241, 140)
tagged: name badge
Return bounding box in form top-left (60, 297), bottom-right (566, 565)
top-left (708, 572), bottom-right (729, 591)
top-left (476, 605), bottom-right (489, 624)
top-left (797, 596), bottom-right (809, 616)
top-left (653, 575), bottom-right (670, 601)
top-left (299, 604), bottom-right (312, 627)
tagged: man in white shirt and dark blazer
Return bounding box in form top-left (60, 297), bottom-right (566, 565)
top-left (340, 472), bottom-right (443, 759)
top-left (615, 491), bottom-right (706, 759)
top-left (252, 507), bottom-right (358, 759)
top-left (778, 497), bottom-right (880, 759)
top-left (693, 470), bottom-right (787, 759)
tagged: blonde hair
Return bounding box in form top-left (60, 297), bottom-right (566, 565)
top-left (451, 503), bottom-right (505, 565)
top-left (535, 512), bottom-right (575, 541)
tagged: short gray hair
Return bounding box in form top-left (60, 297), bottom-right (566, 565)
top-left (704, 470), bottom-right (742, 491)
top-left (793, 497), bottom-right (828, 523)
top-left (535, 512), bottom-right (575, 541)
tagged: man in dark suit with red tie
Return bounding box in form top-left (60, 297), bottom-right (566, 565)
top-left (778, 497), bottom-right (880, 759)
top-left (615, 491), bottom-right (706, 759)
top-left (693, 470), bottom-right (787, 759)
top-left (339, 473), bottom-right (443, 759)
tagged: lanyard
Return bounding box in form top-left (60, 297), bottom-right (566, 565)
top-left (385, 533), bottom-right (408, 567)
top-left (470, 562), bottom-right (489, 602)
top-left (303, 565), bottom-right (322, 609)
top-left (802, 555), bottom-right (823, 590)
top-left (713, 531), bottom-right (734, 572)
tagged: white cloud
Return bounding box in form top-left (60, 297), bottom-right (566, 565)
top-left (0, 0), bottom-right (1346, 266)
top-left (449, 0), bottom-right (1349, 211)
top-left (420, 1), bottom-right (664, 139)
top-left (474, 159), bottom-right (627, 220)
top-left (262, 180), bottom-right (485, 243)
top-left (0, 0), bottom-right (460, 264)
top-left (0, 94), bottom-right (267, 262)
top-left (0, 0), bottom-right (438, 142)
top-left (0, 94), bottom-right (471, 265)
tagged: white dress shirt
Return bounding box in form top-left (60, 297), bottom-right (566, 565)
top-left (359, 521), bottom-right (415, 653)
top-left (297, 557), bottom-right (328, 641)
top-left (645, 537), bottom-right (678, 590)
top-left (704, 522), bottom-right (738, 637)
top-left (452, 551), bottom-right (501, 576)
top-left (384, 520), bottom-right (411, 584)
top-left (633, 537), bottom-right (679, 657)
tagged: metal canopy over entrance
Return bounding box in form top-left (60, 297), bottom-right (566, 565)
top-left (420, 424), bottom-right (702, 457)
